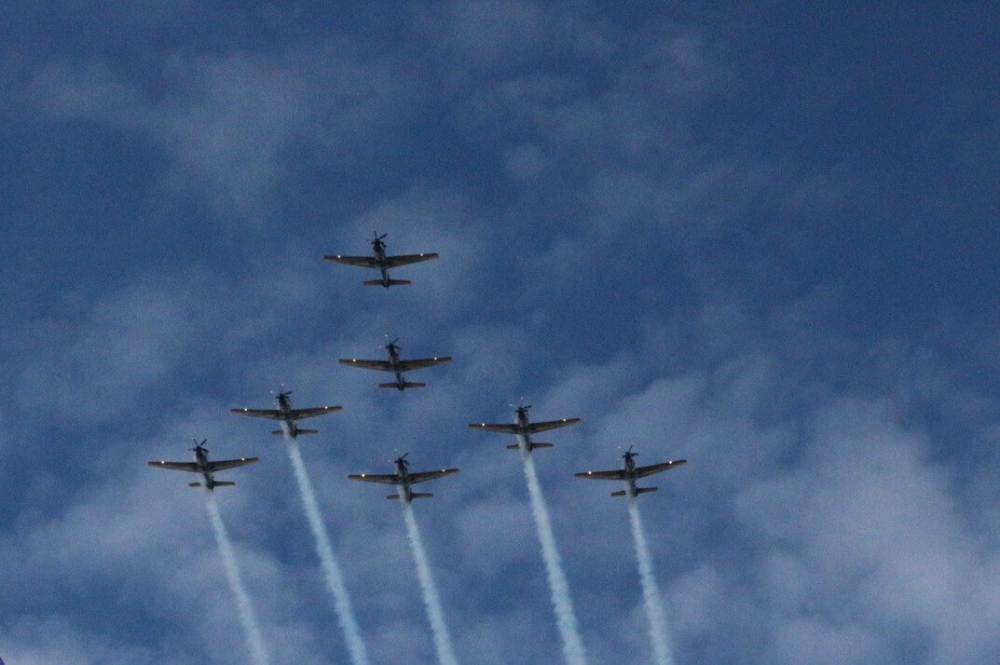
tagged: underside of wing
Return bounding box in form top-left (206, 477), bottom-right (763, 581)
top-left (526, 418), bottom-right (581, 434)
top-left (400, 357), bottom-right (452, 371)
top-left (408, 468), bottom-right (460, 484)
top-left (339, 359), bottom-right (393, 372)
top-left (468, 423), bottom-right (520, 434)
top-left (289, 406), bottom-right (343, 420)
top-left (205, 457), bottom-right (259, 472)
top-left (230, 408), bottom-right (281, 420)
top-left (575, 469), bottom-right (628, 481)
top-left (325, 255), bottom-right (378, 268)
top-left (148, 461), bottom-right (199, 472)
top-left (634, 459), bottom-right (687, 478)
top-left (384, 253), bottom-right (439, 268)
top-left (348, 473), bottom-right (400, 485)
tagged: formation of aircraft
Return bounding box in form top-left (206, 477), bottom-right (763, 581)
top-left (339, 338), bottom-right (451, 391)
top-left (468, 404), bottom-right (580, 453)
top-left (348, 453), bottom-right (459, 502)
top-left (148, 440), bottom-right (259, 490)
top-left (230, 390), bottom-right (342, 438)
top-left (575, 446), bottom-right (686, 498)
top-left (324, 232), bottom-right (438, 288)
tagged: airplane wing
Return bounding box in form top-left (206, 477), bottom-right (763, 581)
top-left (288, 406), bottom-right (343, 420)
top-left (148, 461), bottom-right (199, 473)
top-left (205, 457), bottom-right (260, 472)
top-left (525, 418), bottom-right (580, 434)
top-left (633, 459), bottom-right (686, 478)
top-left (348, 473), bottom-right (400, 485)
top-left (230, 408), bottom-right (281, 420)
top-left (324, 255), bottom-right (378, 268)
top-left (399, 357), bottom-right (452, 371)
top-left (383, 253), bottom-right (439, 268)
top-left (468, 423), bottom-right (520, 434)
top-left (339, 359), bottom-right (394, 372)
top-left (574, 469), bottom-right (629, 481)
top-left (407, 468), bottom-right (459, 484)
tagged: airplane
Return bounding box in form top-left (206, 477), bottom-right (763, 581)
top-left (348, 453), bottom-right (459, 502)
top-left (148, 440), bottom-right (259, 490)
top-left (468, 404), bottom-right (580, 453)
top-left (324, 232), bottom-right (438, 288)
top-left (230, 389), bottom-right (342, 438)
top-left (339, 338), bottom-right (451, 390)
top-left (575, 446), bottom-right (685, 498)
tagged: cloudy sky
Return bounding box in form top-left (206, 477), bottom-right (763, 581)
top-left (2, 2), bottom-right (998, 664)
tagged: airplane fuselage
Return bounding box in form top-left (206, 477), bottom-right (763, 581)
top-left (371, 242), bottom-right (394, 287)
top-left (386, 344), bottom-right (407, 389)
top-left (192, 449), bottom-right (222, 489)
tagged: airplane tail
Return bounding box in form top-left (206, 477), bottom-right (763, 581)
top-left (506, 442), bottom-right (554, 450)
top-left (364, 279), bottom-right (411, 287)
top-left (212, 481), bottom-right (237, 488)
top-left (379, 381), bottom-right (426, 389)
top-left (611, 487), bottom-right (657, 497)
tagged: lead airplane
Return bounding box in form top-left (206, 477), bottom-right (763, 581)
top-left (575, 446), bottom-right (685, 498)
top-left (348, 454), bottom-right (459, 502)
top-left (230, 390), bottom-right (342, 438)
top-left (339, 338), bottom-right (451, 390)
top-left (468, 404), bottom-right (580, 453)
top-left (324, 232), bottom-right (438, 288)
top-left (148, 440), bottom-right (259, 490)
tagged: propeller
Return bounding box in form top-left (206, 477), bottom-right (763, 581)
top-left (622, 445), bottom-right (638, 461)
top-left (394, 452), bottom-right (410, 469)
top-left (510, 400), bottom-right (532, 416)
top-left (384, 336), bottom-right (401, 352)
top-left (371, 231), bottom-right (388, 249)
top-left (190, 439), bottom-right (209, 453)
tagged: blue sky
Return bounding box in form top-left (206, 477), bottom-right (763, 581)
top-left (2, 2), bottom-right (999, 663)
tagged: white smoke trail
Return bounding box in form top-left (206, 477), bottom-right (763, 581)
top-left (627, 498), bottom-right (674, 665)
top-left (285, 438), bottom-right (371, 665)
top-left (203, 492), bottom-right (270, 665)
top-left (401, 500), bottom-right (460, 665)
top-left (520, 443), bottom-right (588, 665)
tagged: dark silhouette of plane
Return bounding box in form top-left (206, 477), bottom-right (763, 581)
top-left (575, 446), bottom-right (685, 498)
top-left (348, 454), bottom-right (459, 502)
top-left (324, 232), bottom-right (438, 288)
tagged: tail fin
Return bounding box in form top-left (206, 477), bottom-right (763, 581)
top-left (363, 279), bottom-right (411, 287)
top-left (379, 381), bottom-right (426, 389)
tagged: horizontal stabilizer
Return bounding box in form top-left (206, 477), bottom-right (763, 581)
top-left (611, 487), bottom-right (657, 497)
top-left (272, 430), bottom-right (283, 435)
top-left (386, 493), bottom-right (433, 500)
top-left (378, 381), bottom-right (426, 389)
top-left (214, 481), bottom-right (236, 488)
top-left (297, 429), bottom-right (319, 435)
top-left (188, 482), bottom-right (202, 488)
top-left (505, 442), bottom-right (554, 450)
top-left (363, 279), bottom-right (411, 286)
